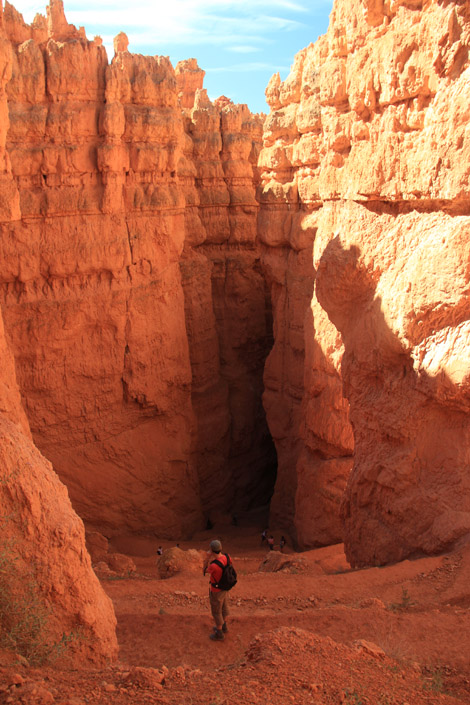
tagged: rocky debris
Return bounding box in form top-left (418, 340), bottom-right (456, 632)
top-left (85, 531), bottom-right (109, 563)
top-left (238, 627), bottom-right (446, 704)
top-left (107, 552), bottom-right (137, 575)
top-left (156, 547), bottom-right (204, 579)
top-left (354, 639), bottom-right (386, 660)
top-left (92, 561), bottom-right (118, 579)
top-left (86, 533), bottom-right (137, 576)
top-left (359, 597), bottom-right (386, 610)
top-left (1, 538), bottom-right (470, 704)
top-left (122, 665), bottom-right (168, 689)
top-left (92, 556), bottom-right (137, 579)
top-left (258, 551), bottom-right (307, 574)
top-left (3, 680), bottom-right (55, 704)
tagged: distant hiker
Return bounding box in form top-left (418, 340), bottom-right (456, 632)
top-left (203, 539), bottom-right (237, 641)
top-left (156, 546), bottom-right (163, 555)
top-left (280, 536), bottom-right (286, 552)
top-left (267, 535), bottom-right (275, 551)
top-left (261, 529), bottom-right (267, 544)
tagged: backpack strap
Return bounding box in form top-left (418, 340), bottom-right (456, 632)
top-left (211, 554), bottom-right (229, 568)
top-left (210, 555), bottom-right (228, 588)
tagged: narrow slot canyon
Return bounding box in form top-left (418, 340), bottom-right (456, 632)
top-left (0, 10), bottom-right (283, 544)
top-left (0, 0), bottom-right (470, 675)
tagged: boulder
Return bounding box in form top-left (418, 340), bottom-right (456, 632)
top-left (157, 547), bottom-right (204, 579)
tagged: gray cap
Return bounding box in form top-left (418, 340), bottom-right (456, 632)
top-left (210, 539), bottom-right (222, 553)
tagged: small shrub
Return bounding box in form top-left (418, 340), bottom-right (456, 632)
top-left (423, 668), bottom-right (445, 694)
top-left (0, 539), bottom-right (79, 665)
top-left (388, 587), bottom-right (415, 612)
top-left (343, 688), bottom-right (366, 704)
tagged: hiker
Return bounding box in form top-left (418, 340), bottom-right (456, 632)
top-left (261, 529), bottom-right (267, 545)
top-left (267, 535), bottom-right (275, 551)
top-left (203, 539), bottom-right (236, 641)
top-left (280, 536), bottom-right (286, 552)
top-left (156, 546), bottom-right (163, 556)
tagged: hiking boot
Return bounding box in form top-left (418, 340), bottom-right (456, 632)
top-left (210, 629), bottom-right (224, 641)
top-left (213, 624), bottom-right (228, 633)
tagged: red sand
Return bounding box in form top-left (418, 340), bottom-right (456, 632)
top-left (1, 524), bottom-right (469, 704)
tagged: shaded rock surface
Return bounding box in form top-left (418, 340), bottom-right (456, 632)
top-left (1, 0), bottom-right (470, 580)
top-left (0, 320), bottom-right (117, 663)
top-left (0, 0), bottom-right (275, 539)
top-left (259, 0), bottom-right (470, 563)
top-left (0, 4), bottom-right (117, 664)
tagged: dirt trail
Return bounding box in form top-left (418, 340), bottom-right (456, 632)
top-left (1, 525), bottom-right (470, 704)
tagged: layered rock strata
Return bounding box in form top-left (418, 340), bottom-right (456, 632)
top-left (3, 0), bottom-right (469, 572)
top-left (180, 91), bottom-right (275, 515)
top-left (0, 0), bottom-right (273, 538)
top-left (0, 1), bottom-right (117, 663)
top-left (260, 0), bottom-right (470, 564)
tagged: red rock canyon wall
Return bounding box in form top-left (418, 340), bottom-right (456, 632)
top-left (1, 0), bottom-right (470, 584)
top-left (0, 0), bottom-right (274, 542)
top-left (0, 5), bottom-right (117, 658)
top-left (260, 0), bottom-right (470, 565)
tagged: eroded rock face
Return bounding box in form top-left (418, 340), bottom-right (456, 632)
top-left (181, 92), bottom-right (275, 515)
top-left (0, 414), bottom-right (119, 662)
top-left (0, 3), bottom-right (116, 664)
top-left (4, 0), bottom-right (469, 571)
top-left (156, 546), bottom-right (204, 578)
top-left (260, 0), bottom-right (470, 564)
top-left (0, 1), bottom-right (274, 538)
top-left (0, 310), bottom-right (117, 660)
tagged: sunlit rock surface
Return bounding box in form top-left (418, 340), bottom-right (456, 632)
top-left (260, 0), bottom-right (470, 564)
top-left (0, 0), bottom-right (274, 538)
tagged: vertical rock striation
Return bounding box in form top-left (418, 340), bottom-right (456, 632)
top-left (260, 0), bottom-right (470, 563)
top-left (4, 0), bottom-right (469, 571)
top-left (0, 4), bottom-right (117, 660)
top-left (180, 89), bottom-right (275, 516)
top-left (0, 307), bottom-right (118, 663)
top-left (0, 0), bottom-right (274, 538)
top-left (259, 40), bottom-right (354, 548)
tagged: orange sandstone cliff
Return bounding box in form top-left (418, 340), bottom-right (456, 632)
top-left (260, 0), bottom-right (470, 565)
top-left (0, 0), bottom-right (469, 642)
top-left (0, 0), bottom-right (274, 659)
top-left (0, 1), bottom-right (117, 663)
top-left (0, 0), bottom-right (274, 542)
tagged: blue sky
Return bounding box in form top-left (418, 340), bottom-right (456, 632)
top-left (11, 0), bottom-right (333, 113)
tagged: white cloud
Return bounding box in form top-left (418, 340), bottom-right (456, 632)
top-left (227, 45), bottom-right (262, 54)
top-left (12, 0), bottom-right (311, 51)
